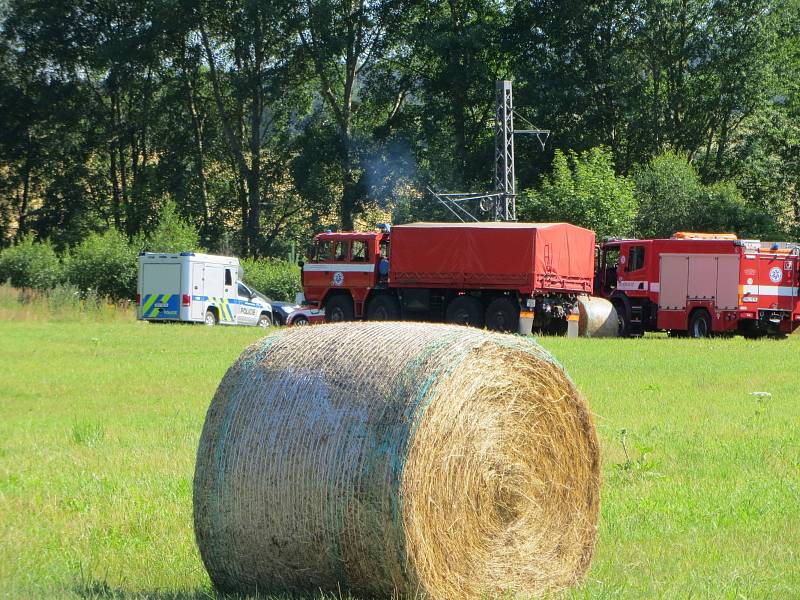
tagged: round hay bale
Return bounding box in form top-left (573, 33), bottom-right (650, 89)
top-left (578, 296), bottom-right (619, 338)
top-left (193, 322), bottom-right (600, 599)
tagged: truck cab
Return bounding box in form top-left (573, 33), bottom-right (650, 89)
top-left (595, 239), bottom-right (656, 334)
top-left (301, 231), bottom-right (387, 320)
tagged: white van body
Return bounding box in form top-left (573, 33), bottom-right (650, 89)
top-left (137, 252), bottom-right (273, 326)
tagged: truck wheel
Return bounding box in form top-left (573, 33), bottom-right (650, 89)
top-left (613, 300), bottom-right (631, 337)
top-left (366, 294), bottom-right (400, 321)
top-left (325, 295), bottom-right (354, 323)
top-left (445, 296), bottom-right (484, 327)
top-left (689, 309), bottom-right (711, 338)
top-left (292, 316), bottom-right (309, 326)
top-left (257, 313), bottom-right (272, 328)
top-left (485, 297), bottom-right (519, 332)
top-left (204, 310), bottom-right (218, 326)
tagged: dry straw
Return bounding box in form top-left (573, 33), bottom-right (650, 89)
top-left (193, 322), bottom-right (600, 599)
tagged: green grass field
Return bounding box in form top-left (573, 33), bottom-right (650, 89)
top-left (1, 302), bottom-right (799, 598)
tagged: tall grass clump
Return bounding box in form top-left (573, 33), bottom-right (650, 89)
top-left (240, 257), bottom-right (301, 302)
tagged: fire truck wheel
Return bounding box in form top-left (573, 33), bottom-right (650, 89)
top-left (325, 295), bottom-right (355, 323)
top-left (485, 297), bottom-right (520, 332)
top-left (445, 295), bottom-right (485, 327)
top-left (689, 309), bottom-right (712, 338)
top-left (366, 294), bottom-right (400, 321)
top-left (612, 300), bottom-right (631, 337)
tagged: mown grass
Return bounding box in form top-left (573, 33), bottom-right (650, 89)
top-left (0, 302), bottom-right (798, 599)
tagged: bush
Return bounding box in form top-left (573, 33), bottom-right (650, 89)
top-left (634, 152), bottom-right (758, 238)
top-left (144, 200), bottom-right (202, 253)
top-left (519, 147), bottom-right (637, 239)
top-left (65, 230), bottom-right (138, 301)
top-left (0, 235), bottom-right (64, 291)
top-left (633, 151), bottom-right (703, 238)
top-left (240, 258), bottom-right (301, 302)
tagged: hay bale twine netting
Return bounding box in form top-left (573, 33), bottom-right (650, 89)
top-left (193, 322), bottom-right (601, 599)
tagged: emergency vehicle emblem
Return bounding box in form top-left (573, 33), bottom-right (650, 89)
top-left (333, 272), bottom-right (344, 286)
top-left (769, 267), bottom-right (783, 283)
top-left (785, 260), bottom-right (793, 271)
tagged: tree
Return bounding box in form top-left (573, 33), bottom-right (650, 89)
top-left (519, 147), bottom-right (637, 239)
top-left (297, 0), bottom-right (417, 229)
top-left (144, 200), bottom-right (202, 253)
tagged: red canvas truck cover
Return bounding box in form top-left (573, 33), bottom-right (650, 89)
top-left (389, 222), bottom-right (595, 294)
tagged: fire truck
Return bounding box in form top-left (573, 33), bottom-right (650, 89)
top-left (300, 222), bottom-right (595, 332)
top-left (595, 232), bottom-right (800, 338)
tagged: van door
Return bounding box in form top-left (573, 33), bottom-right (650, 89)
top-left (236, 282), bottom-right (258, 325)
top-left (223, 267), bottom-right (239, 323)
top-left (205, 264), bottom-right (230, 322)
top-left (191, 262), bottom-right (205, 320)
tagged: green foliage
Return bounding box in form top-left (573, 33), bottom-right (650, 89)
top-left (633, 152), bottom-right (765, 238)
top-left (0, 234), bottom-right (63, 290)
top-left (64, 230), bottom-right (138, 302)
top-left (519, 147), bottom-right (637, 239)
top-left (633, 152), bottom-right (705, 238)
top-left (240, 257), bottom-right (301, 302)
top-left (144, 200), bottom-right (202, 254)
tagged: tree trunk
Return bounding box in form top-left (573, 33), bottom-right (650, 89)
top-left (16, 131), bottom-right (33, 240)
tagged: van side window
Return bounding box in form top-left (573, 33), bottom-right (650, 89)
top-left (350, 240), bottom-right (368, 262)
top-left (628, 246), bottom-right (645, 271)
top-left (334, 241), bottom-right (348, 262)
top-left (314, 241), bottom-right (332, 262)
top-left (237, 283), bottom-right (249, 297)
top-left (225, 269), bottom-right (233, 286)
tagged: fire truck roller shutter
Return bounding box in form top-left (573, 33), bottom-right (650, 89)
top-left (194, 322), bottom-right (601, 599)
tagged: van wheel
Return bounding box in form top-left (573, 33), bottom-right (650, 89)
top-left (689, 309), bottom-right (711, 338)
top-left (257, 313), bottom-right (272, 328)
top-left (325, 295), bottom-right (354, 323)
top-left (485, 297), bottom-right (519, 332)
top-left (445, 295), bottom-right (484, 327)
top-left (366, 294), bottom-right (400, 321)
top-left (204, 310), bottom-right (218, 326)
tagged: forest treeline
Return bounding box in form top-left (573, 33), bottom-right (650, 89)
top-left (0, 0), bottom-right (798, 258)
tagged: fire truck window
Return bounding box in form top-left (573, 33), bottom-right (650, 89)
top-left (314, 241), bottom-right (332, 262)
top-left (603, 247), bottom-right (619, 293)
top-left (334, 241), bottom-right (348, 262)
top-left (379, 241), bottom-right (388, 259)
top-left (628, 246), bottom-right (645, 271)
top-left (351, 240), bottom-right (368, 262)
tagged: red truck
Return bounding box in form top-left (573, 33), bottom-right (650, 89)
top-left (300, 222), bottom-right (595, 332)
top-left (596, 232), bottom-right (800, 338)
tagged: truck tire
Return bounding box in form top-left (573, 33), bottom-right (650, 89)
top-left (205, 309), bottom-right (218, 326)
top-left (366, 294), bottom-right (400, 321)
top-left (325, 295), bottom-right (354, 323)
top-left (257, 313), bottom-right (272, 328)
top-left (689, 309), bottom-right (711, 338)
top-left (445, 296), bottom-right (484, 327)
top-left (612, 300), bottom-right (631, 337)
top-left (485, 297), bottom-right (519, 332)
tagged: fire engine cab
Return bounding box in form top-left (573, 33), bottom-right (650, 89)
top-left (596, 232), bottom-right (800, 338)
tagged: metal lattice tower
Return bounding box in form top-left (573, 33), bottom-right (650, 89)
top-left (494, 80), bottom-right (516, 221)
top-left (430, 80), bottom-right (550, 222)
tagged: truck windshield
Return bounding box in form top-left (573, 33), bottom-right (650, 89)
top-left (313, 241), bottom-right (332, 262)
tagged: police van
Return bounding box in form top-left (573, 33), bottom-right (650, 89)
top-left (137, 252), bottom-right (273, 327)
